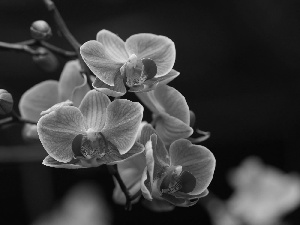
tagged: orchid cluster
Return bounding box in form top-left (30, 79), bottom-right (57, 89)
top-left (0, 0), bottom-right (215, 212)
top-left (17, 29), bottom-right (216, 210)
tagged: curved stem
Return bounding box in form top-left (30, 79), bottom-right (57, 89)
top-left (39, 41), bottom-right (77, 58)
top-left (107, 164), bottom-right (133, 211)
top-left (43, 0), bottom-right (93, 87)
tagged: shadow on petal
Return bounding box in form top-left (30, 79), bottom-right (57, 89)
top-left (93, 75), bottom-right (126, 97)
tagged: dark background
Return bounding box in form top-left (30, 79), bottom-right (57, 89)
top-left (1, 0), bottom-right (300, 224)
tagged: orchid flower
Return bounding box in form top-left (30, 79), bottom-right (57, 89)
top-left (140, 124), bottom-right (215, 207)
top-left (37, 90), bottom-right (144, 168)
top-left (80, 29), bottom-right (178, 97)
top-left (136, 84), bottom-right (192, 145)
top-left (19, 60), bottom-right (90, 139)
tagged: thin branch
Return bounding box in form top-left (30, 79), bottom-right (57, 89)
top-left (43, 0), bottom-right (80, 51)
top-left (0, 41), bottom-right (41, 55)
top-left (43, 0), bottom-right (93, 85)
top-left (40, 41), bottom-right (77, 58)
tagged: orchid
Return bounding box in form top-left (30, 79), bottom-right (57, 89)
top-left (114, 123), bottom-right (215, 207)
top-left (37, 89), bottom-right (144, 168)
top-left (18, 60), bottom-right (90, 139)
top-left (136, 84), bottom-right (209, 145)
top-left (80, 29), bottom-right (178, 97)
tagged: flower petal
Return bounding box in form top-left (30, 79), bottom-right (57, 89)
top-left (141, 167), bottom-right (153, 200)
top-left (96, 29), bottom-right (128, 63)
top-left (113, 151), bottom-right (146, 204)
top-left (136, 84), bottom-right (190, 125)
top-left (129, 69), bottom-right (180, 93)
top-left (71, 74), bottom-right (91, 107)
top-left (140, 124), bottom-right (170, 169)
top-left (78, 90), bottom-right (111, 131)
top-left (169, 139), bottom-right (216, 195)
top-left (37, 106), bottom-right (86, 163)
top-left (42, 155), bottom-right (84, 169)
top-left (92, 75), bottom-right (126, 97)
top-left (125, 33), bottom-right (175, 76)
top-left (156, 114), bottom-right (193, 145)
top-left (188, 129), bottom-right (211, 144)
top-left (80, 40), bottom-right (123, 86)
top-left (19, 80), bottom-right (59, 122)
top-left (102, 99), bottom-right (143, 154)
top-left (58, 60), bottom-right (83, 102)
top-left (22, 123), bottom-right (39, 141)
top-left (155, 84), bottom-right (190, 124)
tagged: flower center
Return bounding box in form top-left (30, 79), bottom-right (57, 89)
top-left (160, 167), bottom-right (196, 194)
top-left (120, 54), bottom-right (157, 87)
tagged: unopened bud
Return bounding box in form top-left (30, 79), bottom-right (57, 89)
top-left (32, 47), bottom-right (59, 72)
top-left (0, 89), bottom-right (13, 115)
top-left (30, 20), bottom-right (52, 40)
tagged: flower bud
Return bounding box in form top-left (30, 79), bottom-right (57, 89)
top-left (30, 20), bottom-right (52, 40)
top-left (32, 47), bottom-right (59, 72)
top-left (0, 89), bottom-right (13, 115)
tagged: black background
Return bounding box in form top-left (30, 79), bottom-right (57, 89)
top-left (1, 0), bottom-right (300, 224)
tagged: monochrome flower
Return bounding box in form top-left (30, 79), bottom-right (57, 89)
top-left (80, 30), bottom-right (178, 97)
top-left (37, 90), bottom-right (144, 168)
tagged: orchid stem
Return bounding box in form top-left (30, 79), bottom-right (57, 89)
top-left (0, 40), bottom-right (76, 59)
top-left (107, 164), bottom-right (132, 210)
top-left (43, 0), bottom-right (91, 77)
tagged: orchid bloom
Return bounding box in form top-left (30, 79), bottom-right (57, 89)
top-left (19, 60), bottom-right (90, 140)
top-left (80, 29), bottom-right (178, 97)
top-left (140, 124), bottom-right (215, 207)
top-left (136, 84), bottom-right (197, 145)
top-left (37, 90), bottom-right (144, 168)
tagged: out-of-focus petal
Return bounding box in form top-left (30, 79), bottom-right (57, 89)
top-left (129, 69), bottom-right (180, 93)
top-left (42, 155), bottom-right (84, 169)
top-left (93, 74), bottom-right (126, 97)
top-left (169, 139), bottom-right (216, 195)
top-left (22, 123), bottom-right (39, 141)
top-left (58, 60), bottom-right (82, 102)
top-left (80, 40), bottom-right (123, 86)
top-left (155, 114), bottom-right (193, 145)
top-left (125, 33), bottom-right (175, 76)
top-left (96, 29), bottom-right (128, 63)
top-left (37, 106), bottom-right (86, 163)
top-left (19, 80), bottom-right (59, 122)
top-left (78, 90), bottom-right (111, 131)
top-left (71, 74), bottom-right (90, 107)
top-left (102, 100), bottom-right (143, 155)
top-left (113, 151), bottom-right (146, 205)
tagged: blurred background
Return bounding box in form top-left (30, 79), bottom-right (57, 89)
top-left (1, 0), bottom-right (300, 224)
